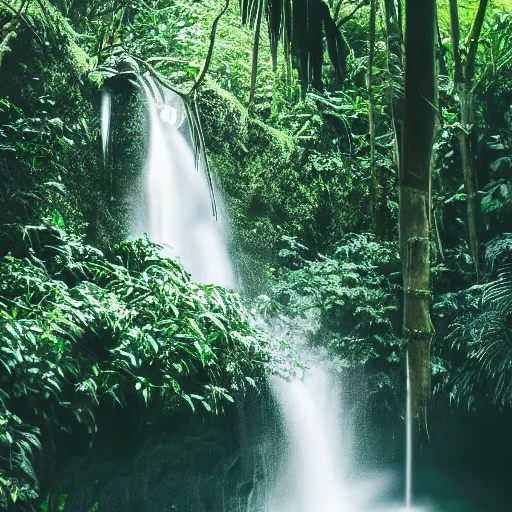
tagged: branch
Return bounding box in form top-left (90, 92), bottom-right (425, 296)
top-left (128, 54), bottom-right (186, 97)
top-left (136, 0), bottom-right (153, 11)
top-left (0, 0), bottom-right (42, 46)
top-left (465, 0), bottom-right (489, 82)
top-left (337, 0), bottom-right (369, 28)
top-left (449, 0), bottom-right (464, 84)
top-left (0, 0), bottom-right (23, 16)
top-left (189, 0), bottom-right (230, 96)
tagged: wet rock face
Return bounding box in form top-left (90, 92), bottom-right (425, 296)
top-left (53, 389), bottom-right (282, 512)
top-left (55, 407), bottom-right (240, 511)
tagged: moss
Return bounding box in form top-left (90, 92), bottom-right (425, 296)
top-left (0, 1), bottom-right (130, 249)
top-left (198, 80), bottom-right (326, 291)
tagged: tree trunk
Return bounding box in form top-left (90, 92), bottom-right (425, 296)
top-left (401, 0), bottom-right (436, 419)
top-left (449, 0), bottom-right (489, 279)
top-left (368, 0), bottom-right (377, 231)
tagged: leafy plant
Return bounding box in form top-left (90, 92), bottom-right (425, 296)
top-left (439, 235), bottom-right (512, 408)
top-left (266, 233), bottom-right (405, 410)
top-left (0, 224), bottom-right (292, 508)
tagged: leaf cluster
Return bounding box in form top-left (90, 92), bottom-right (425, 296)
top-left (0, 224), bottom-right (286, 507)
top-left (435, 234), bottom-right (512, 409)
top-left (266, 233), bottom-right (405, 410)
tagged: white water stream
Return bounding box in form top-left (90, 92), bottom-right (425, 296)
top-left (100, 81), bottom-right (422, 512)
top-left (100, 88), bottom-right (111, 167)
top-left (406, 355), bottom-right (413, 509)
top-left (269, 366), bottom-right (367, 512)
top-left (132, 79), bottom-right (234, 288)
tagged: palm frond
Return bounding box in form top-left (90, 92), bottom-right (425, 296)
top-left (450, 257), bottom-right (512, 408)
top-left (239, 0), bottom-right (349, 93)
top-left (483, 264), bottom-right (512, 313)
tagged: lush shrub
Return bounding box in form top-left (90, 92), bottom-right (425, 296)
top-left (262, 233), bottom-right (405, 411)
top-left (0, 224), bottom-right (290, 508)
top-left (434, 234), bottom-right (512, 409)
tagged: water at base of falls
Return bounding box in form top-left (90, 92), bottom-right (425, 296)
top-left (269, 366), bottom-right (358, 512)
top-left (262, 361), bottom-right (395, 512)
top-left (406, 354), bottom-right (413, 509)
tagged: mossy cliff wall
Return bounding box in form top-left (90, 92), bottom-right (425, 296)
top-left (0, 5), bottom-right (314, 270)
top-left (199, 82), bottom-right (313, 291)
top-left (0, 2), bottom-right (146, 249)
top-left (0, 3), bottom-right (97, 231)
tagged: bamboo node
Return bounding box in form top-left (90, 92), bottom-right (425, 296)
top-left (407, 236), bottom-right (429, 244)
top-left (404, 288), bottom-right (431, 297)
top-left (404, 327), bottom-right (434, 338)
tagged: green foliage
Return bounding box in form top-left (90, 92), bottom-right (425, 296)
top-left (239, 0), bottom-right (348, 93)
top-left (85, 0), bottom-right (273, 102)
top-left (435, 235), bottom-right (512, 408)
top-left (266, 233), bottom-right (405, 410)
top-left (0, 224), bottom-right (290, 508)
top-left (40, 493), bottom-right (67, 511)
top-left (0, 96), bottom-right (89, 232)
top-left (0, 0), bottom-right (104, 242)
top-left (3, 0), bottom-right (512, 448)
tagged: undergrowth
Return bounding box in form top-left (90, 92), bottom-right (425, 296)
top-left (0, 223), bottom-right (293, 508)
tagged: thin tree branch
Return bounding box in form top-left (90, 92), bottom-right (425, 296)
top-left (0, 0), bottom-right (43, 45)
top-left (465, 0), bottom-right (489, 81)
top-left (367, 0), bottom-right (377, 229)
top-left (436, 11), bottom-right (448, 77)
top-left (333, 0), bottom-right (343, 23)
top-left (189, 0), bottom-right (230, 95)
top-left (128, 54), bottom-right (186, 97)
top-left (337, 0), bottom-right (369, 28)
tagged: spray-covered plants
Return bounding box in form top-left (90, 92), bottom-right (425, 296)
top-left (0, 223), bottom-right (292, 509)
top-left (258, 233), bottom-right (405, 412)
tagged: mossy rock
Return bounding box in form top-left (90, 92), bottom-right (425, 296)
top-left (198, 81), bottom-right (324, 292)
top-left (0, 1), bottom-right (129, 249)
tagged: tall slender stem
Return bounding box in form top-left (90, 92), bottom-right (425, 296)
top-left (189, 0), bottom-right (230, 95)
top-left (406, 352), bottom-right (413, 508)
top-left (367, 0), bottom-right (377, 230)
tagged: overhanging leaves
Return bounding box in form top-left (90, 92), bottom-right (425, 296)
top-left (239, 0), bottom-right (349, 93)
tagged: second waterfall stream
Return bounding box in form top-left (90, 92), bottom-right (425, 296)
top-left (131, 79), bottom-right (234, 289)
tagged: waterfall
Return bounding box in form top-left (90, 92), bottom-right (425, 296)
top-left (406, 355), bottom-right (412, 509)
top-left (119, 78), bottom-right (420, 512)
top-left (264, 358), bottom-right (397, 512)
top-left (131, 79), bottom-right (235, 288)
top-left (268, 365), bottom-right (351, 512)
top-left (101, 88), bottom-right (111, 166)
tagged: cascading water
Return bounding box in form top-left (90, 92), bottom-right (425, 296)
top-left (268, 365), bottom-right (354, 512)
top-left (101, 88), bottom-right (111, 166)
top-left (115, 78), bottom-right (418, 512)
top-left (255, 314), bottom-right (395, 512)
top-left (131, 78), bottom-right (234, 288)
top-left (406, 355), bottom-right (412, 509)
